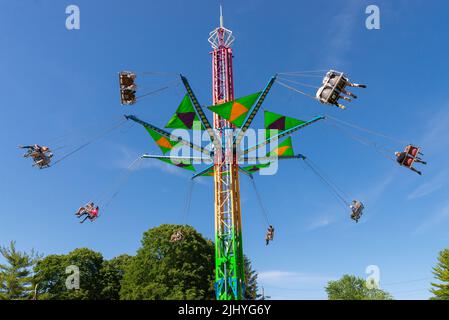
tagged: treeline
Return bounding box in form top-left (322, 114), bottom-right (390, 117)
top-left (0, 224), bottom-right (448, 300)
top-left (0, 224), bottom-right (259, 300)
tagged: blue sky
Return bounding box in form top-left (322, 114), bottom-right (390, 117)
top-left (1, 0), bottom-right (449, 300)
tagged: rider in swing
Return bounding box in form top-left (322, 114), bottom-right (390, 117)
top-left (395, 147), bottom-right (427, 175)
top-left (265, 225), bottom-right (275, 246)
top-left (76, 203), bottom-right (99, 223)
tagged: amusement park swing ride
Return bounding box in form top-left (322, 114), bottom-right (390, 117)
top-left (19, 7), bottom-right (427, 300)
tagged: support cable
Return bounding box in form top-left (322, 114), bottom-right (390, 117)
top-left (182, 179), bottom-right (195, 224)
top-left (277, 76), bottom-right (321, 89)
top-left (301, 158), bottom-right (350, 209)
top-left (135, 80), bottom-right (180, 99)
top-left (276, 80), bottom-right (318, 100)
top-left (249, 177), bottom-right (271, 226)
top-left (52, 119), bottom-right (127, 167)
top-left (326, 114), bottom-right (409, 145)
top-left (101, 156), bottom-right (143, 209)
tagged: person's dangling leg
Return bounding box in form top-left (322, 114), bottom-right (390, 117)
top-left (335, 103), bottom-right (346, 110)
top-left (76, 207), bottom-right (85, 216)
top-left (410, 167), bottom-right (422, 175)
top-left (342, 88), bottom-right (357, 99)
top-left (414, 158), bottom-right (427, 165)
top-left (348, 82), bottom-right (367, 88)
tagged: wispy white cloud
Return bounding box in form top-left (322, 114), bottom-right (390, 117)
top-left (305, 214), bottom-right (336, 231)
top-left (408, 170), bottom-right (449, 200)
top-left (414, 202), bottom-right (449, 234)
top-left (324, 0), bottom-right (360, 66)
top-left (363, 174), bottom-right (394, 199)
top-left (419, 102), bottom-right (449, 153)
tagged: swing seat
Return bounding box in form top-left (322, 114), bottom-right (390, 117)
top-left (120, 89), bottom-right (136, 105)
top-left (119, 71), bottom-right (137, 105)
top-left (33, 154), bottom-right (52, 169)
top-left (170, 230), bottom-right (184, 242)
top-left (316, 85), bottom-right (340, 105)
top-left (119, 71), bottom-right (136, 89)
top-left (401, 156), bottom-right (415, 168)
top-left (324, 70), bottom-right (348, 91)
top-left (317, 71), bottom-right (350, 105)
top-left (405, 145), bottom-right (420, 158)
top-left (350, 201), bottom-right (364, 222)
top-left (400, 146), bottom-right (421, 168)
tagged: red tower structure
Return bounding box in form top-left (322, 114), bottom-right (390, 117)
top-left (208, 7), bottom-right (245, 300)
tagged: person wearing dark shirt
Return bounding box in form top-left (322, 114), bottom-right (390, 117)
top-left (395, 151), bottom-right (427, 175)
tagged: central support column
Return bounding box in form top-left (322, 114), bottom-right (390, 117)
top-left (210, 21), bottom-right (245, 300)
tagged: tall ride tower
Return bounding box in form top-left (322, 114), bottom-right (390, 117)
top-left (208, 7), bottom-right (245, 300)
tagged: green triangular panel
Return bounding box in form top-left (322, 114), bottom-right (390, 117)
top-left (264, 110), bottom-right (306, 139)
top-left (165, 94), bottom-right (204, 130)
top-left (157, 157), bottom-right (196, 172)
top-left (208, 92), bottom-right (262, 127)
top-left (145, 127), bottom-right (180, 155)
top-left (267, 136), bottom-right (295, 157)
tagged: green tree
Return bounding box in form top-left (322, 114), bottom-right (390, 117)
top-left (430, 249), bottom-right (449, 300)
top-left (325, 275), bottom-right (393, 300)
top-left (100, 254), bottom-right (132, 300)
top-left (0, 241), bottom-right (40, 300)
top-left (120, 224), bottom-right (215, 300)
top-left (34, 248), bottom-right (104, 300)
top-left (244, 255), bottom-right (260, 300)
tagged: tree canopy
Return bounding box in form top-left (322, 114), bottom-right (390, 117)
top-left (34, 248), bottom-right (105, 300)
top-left (430, 249), bottom-right (449, 300)
top-left (120, 224), bottom-right (215, 300)
top-left (1, 224), bottom-right (260, 300)
top-left (325, 275), bottom-right (393, 300)
top-left (0, 241), bottom-right (40, 300)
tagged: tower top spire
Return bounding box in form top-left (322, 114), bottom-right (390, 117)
top-left (208, 5), bottom-right (235, 49)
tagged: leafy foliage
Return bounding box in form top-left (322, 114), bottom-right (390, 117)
top-left (244, 256), bottom-right (260, 300)
top-left (100, 254), bottom-right (132, 300)
top-left (0, 241), bottom-right (40, 300)
top-left (430, 249), bottom-right (449, 300)
top-left (1, 225), bottom-right (260, 300)
top-left (120, 224), bottom-right (215, 300)
top-left (325, 275), bottom-right (393, 300)
top-left (34, 248), bottom-right (104, 300)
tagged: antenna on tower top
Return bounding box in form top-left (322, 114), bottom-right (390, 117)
top-left (220, 5), bottom-right (224, 28)
top-left (208, 4), bottom-right (234, 49)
